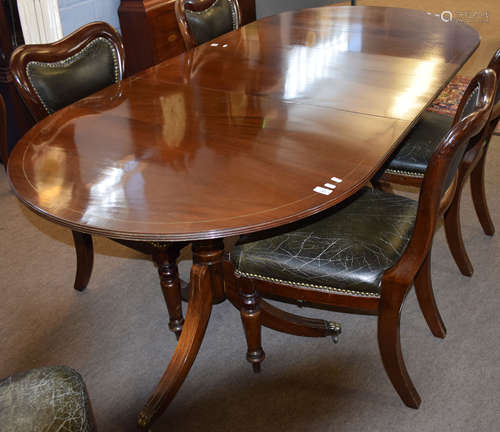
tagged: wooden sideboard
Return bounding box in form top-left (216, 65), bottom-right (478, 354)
top-left (118, 0), bottom-right (256, 76)
top-left (0, 0), bottom-right (34, 162)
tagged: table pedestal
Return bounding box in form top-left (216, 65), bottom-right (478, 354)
top-left (137, 239), bottom-right (224, 430)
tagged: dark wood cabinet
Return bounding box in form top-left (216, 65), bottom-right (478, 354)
top-left (118, 0), bottom-right (256, 76)
top-left (118, 0), bottom-right (184, 76)
top-left (0, 0), bottom-right (34, 162)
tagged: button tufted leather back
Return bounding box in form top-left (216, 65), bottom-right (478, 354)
top-left (10, 22), bottom-right (125, 122)
top-left (458, 84), bottom-right (480, 122)
top-left (444, 68), bottom-right (498, 192)
top-left (26, 38), bottom-right (120, 115)
top-left (383, 68), bottom-right (497, 277)
top-left (176, 0), bottom-right (241, 49)
top-left (452, 48), bottom-right (500, 136)
top-left (487, 48), bottom-right (500, 106)
top-left (422, 69), bottom-right (496, 221)
top-left (443, 70), bottom-right (496, 193)
top-left (486, 47), bottom-right (500, 121)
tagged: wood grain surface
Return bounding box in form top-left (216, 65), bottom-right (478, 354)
top-left (7, 6), bottom-right (479, 242)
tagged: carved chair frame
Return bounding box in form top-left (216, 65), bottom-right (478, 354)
top-left (8, 22), bottom-right (189, 340)
top-left (10, 21), bottom-right (125, 122)
top-left (379, 48), bottom-right (500, 277)
top-left (0, 95), bottom-right (6, 168)
top-left (225, 68), bottom-right (497, 408)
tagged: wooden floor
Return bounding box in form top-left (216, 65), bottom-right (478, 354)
top-left (359, 0), bottom-right (499, 76)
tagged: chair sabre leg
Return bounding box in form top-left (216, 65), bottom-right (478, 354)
top-left (378, 300), bottom-right (421, 409)
top-left (72, 231), bottom-right (94, 292)
top-left (414, 252), bottom-right (446, 338)
top-left (238, 277), bottom-right (265, 373)
top-left (470, 150), bottom-right (495, 236)
top-left (444, 170), bottom-right (474, 276)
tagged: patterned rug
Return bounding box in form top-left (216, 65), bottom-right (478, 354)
top-left (427, 75), bottom-right (500, 135)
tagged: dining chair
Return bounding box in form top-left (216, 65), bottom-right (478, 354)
top-left (0, 366), bottom-right (96, 431)
top-left (377, 48), bottom-right (500, 277)
top-left (9, 21), bottom-right (186, 339)
top-left (175, 0), bottom-right (242, 50)
top-left (227, 68), bottom-right (497, 408)
top-left (0, 94), bottom-right (6, 169)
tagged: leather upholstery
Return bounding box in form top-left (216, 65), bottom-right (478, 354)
top-left (461, 86), bottom-right (480, 121)
top-left (0, 366), bottom-right (96, 431)
top-left (185, 0), bottom-right (238, 46)
top-left (27, 37), bottom-right (120, 114)
top-left (232, 187), bottom-right (418, 296)
top-left (382, 111), bottom-right (453, 177)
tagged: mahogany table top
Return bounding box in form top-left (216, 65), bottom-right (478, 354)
top-left (8, 6), bottom-right (479, 241)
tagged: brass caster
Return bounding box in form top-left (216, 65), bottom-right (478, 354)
top-left (327, 321), bottom-right (342, 344)
top-left (137, 410), bottom-right (152, 430)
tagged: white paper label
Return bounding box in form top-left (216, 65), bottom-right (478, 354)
top-left (324, 183), bottom-right (336, 189)
top-left (330, 177), bottom-right (343, 183)
top-left (314, 186), bottom-right (333, 196)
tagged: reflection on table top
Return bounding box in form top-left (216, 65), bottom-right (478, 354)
top-left (7, 6), bottom-right (479, 242)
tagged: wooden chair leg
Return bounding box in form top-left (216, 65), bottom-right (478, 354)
top-left (223, 268), bottom-right (341, 340)
top-left (378, 295), bottom-right (421, 409)
top-left (260, 301), bottom-right (341, 341)
top-left (372, 179), bottom-right (394, 194)
top-left (153, 247), bottom-right (184, 340)
top-left (470, 150), bottom-right (495, 236)
top-left (414, 251), bottom-right (446, 338)
top-left (238, 276), bottom-right (265, 373)
top-left (444, 169), bottom-right (474, 276)
top-left (72, 231), bottom-right (94, 292)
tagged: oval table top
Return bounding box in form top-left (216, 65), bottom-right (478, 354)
top-left (7, 6), bottom-right (479, 242)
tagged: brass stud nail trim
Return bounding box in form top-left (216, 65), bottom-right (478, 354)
top-left (234, 270), bottom-right (381, 298)
top-left (384, 168), bottom-right (425, 178)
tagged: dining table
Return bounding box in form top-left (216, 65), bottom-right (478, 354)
top-left (7, 5), bottom-right (480, 429)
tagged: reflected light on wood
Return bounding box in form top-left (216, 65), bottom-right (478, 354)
top-left (7, 6), bottom-right (480, 241)
top-left (391, 58), bottom-right (442, 118)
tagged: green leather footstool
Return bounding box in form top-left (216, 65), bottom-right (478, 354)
top-left (0, 366), bottom-right (96, 431)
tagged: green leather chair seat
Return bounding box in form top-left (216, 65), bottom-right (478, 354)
top-left (232, 187), bottom-right (418, 296)
top-left (0, 366), bottom-right (95, 432)
top-left (383, 111), bottom-right (453, 177)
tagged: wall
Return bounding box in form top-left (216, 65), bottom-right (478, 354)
top-left (57, 0), bottom-right (350, 37)
top-left (58, 0), bottom-right (121, 35)
top-left (256, 0), bottom-right (352, 19)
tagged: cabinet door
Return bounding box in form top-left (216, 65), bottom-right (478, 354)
top-left (118, 0), bottom-right (257, 76)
